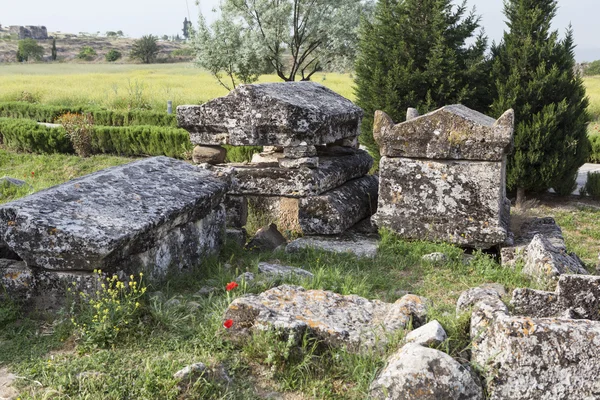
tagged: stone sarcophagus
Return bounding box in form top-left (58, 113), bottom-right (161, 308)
top-left (372, 105), bottom-right (514, 248)
top-left (178, 82), bottom-right (378, 236)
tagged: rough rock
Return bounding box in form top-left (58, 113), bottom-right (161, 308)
top-left (218, 151), bottom-right (373, 197)
top-left (298, 175), bottom-right (379, 235)
top-left (348, 217), bottom-right (379, 234)
top-left (510, 288), bottom-right (562, 318)
top-left (192, 145), bottom-right (227, 165)
top-left (0, 157), bottom-right (228, 276)
top-left (223, 195), bottom-right (248, 228)
top-left (470, 297), bottom-right (600, 400)
top-left (257, 262), bottom-right (314, 279)
top-left (522, 234), bottom-right (587, 281)
top-left (226, 228), bottom-right (247, 247)
top-left (369, 343), bottom-right (483, 400)
top-left (236, 272), bottom-right (255, 282)
top-left (456, 287), bottom-right (502, 314)
top-left (0, 367), bottom-right (18, 400)
top-left (405, 320), bottom-right (447, 346)
top-left (246, 223), bottom-right (287, 251)
top-left (178, 82), bottom-right (363, 147)
top-left (373, 156), bottom-right (510, 248)
top-left (224, 285), bottom-right (428, 351)
top-left (246, 196), bottom-right (302, 234)
top-left (251, 152), bottom-right (284, 164)
top-left (9, 25), bottom-right (48, 39)
top-left (283, 145), bottom-right (317, 158)
top-left (286, 234), bottom-right (379, 259)
top-left (278, 157), bottom-right (319, 169)
top-left (421, 252), bottom-right (448, 264)
top-left (406, 107), bottom-right (420, 121)
top-left (373, 106), bottom-right (514, 161)
top-left (0, 176), bottom-right (31, 189)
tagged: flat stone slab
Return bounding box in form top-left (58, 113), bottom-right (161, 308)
top-left (0, 157), bottom-right (228, 274)
top-left (286, 234), bottom-right (379, 258)
top-left (373, 105), bottom-right (513, 161)
top-left (178, 82), bottom-right (363, 146)
top-left (373, 157), bottom-right (510, 248)
top-left (299, 175), bottom-right (378, 235)
top-left (214, 151), bottom-right (373, 197)
top-left (257, 262), bottom-right (314, 279)
top-left (224, 285), bottom-right (427, 351)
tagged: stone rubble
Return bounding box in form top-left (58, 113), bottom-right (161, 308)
top-left (404, 320), bottom-right (447, 346)
top-left (286, 234), bottom-right (379, 259)
top-left (245, 223), bottom-right (287, 251)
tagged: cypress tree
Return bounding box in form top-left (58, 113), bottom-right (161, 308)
top-left (490, 0), bottom-right (590, 203)
top-left (354, 0), bottom-right (489, 159)
top-left (51, 38), bottom-right (57, 61)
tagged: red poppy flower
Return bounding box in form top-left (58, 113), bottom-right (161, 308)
top-left (225, 281), bottom-right (238, 291)
top-left (31, 171), bottom-right (35, 177)
top-left (223, 319), bottom-right (234, 329)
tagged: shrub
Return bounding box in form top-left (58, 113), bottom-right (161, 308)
top-left (0, 118), bottom-right (72, 153)
top-left (584, 60), bottom-right (600, 76)
top-left (16, 38), bottom-right (44, 61)
top-left (589, 135), bottom-right (600, 163)
top-left (57, 113), bottom-right (94, 157)
top-left (130, 35), bottom-right (159, 64)
top-left (77, 46), bottom-right (97, 60)
top-left (552, 169), bottom-right (578, 196)
top-left (105, 49), bottom-right (122, 62)
top-left (580, 172), bottom-right (600, 198)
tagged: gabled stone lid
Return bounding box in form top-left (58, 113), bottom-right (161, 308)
top-left (178, 82), bottom-right (363, 147)
top-left (374, 105), bottom-right (514, 161)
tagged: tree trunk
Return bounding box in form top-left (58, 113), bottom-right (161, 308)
top-left (516, 187), bottom-right (526, 209)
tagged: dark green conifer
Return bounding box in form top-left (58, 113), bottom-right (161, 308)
top-left (490, 0), bottom-right (590, 202)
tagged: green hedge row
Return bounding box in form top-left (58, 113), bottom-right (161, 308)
top-left (0, 102), bottom-right (178, 127)
top-left (0, 118), bottom-right (191, 158)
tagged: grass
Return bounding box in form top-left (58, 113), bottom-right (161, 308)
top-left (0, 63), bottom-right (355, 112)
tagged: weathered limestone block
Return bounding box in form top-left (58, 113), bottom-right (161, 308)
top-left (0, 157), bottom-right (228, 276)
top-left (278, 157), bottom-right (319, 169)
top-left (178, 82), bottom-right (363, 147)
top-left (0, 177), bottom-right (31, 189)
top-left (501, 217), bottom-right (567, 267)
top-left (373, 106), bottom-right (514, 161)
top-left (286, 234), bottom-right (379, 259)
top-left (471, 304), bottom-right (600, 400)
top-left (283, 145), bottom-right (317, 158)
top-left (405, 320), bottom-right (447, 347)
top-left (224, 285), bottom-right (427, 351)
top-left (510, 288), bottom-right (562, 318)
top-left (369, 343), bottom-right (483, 400)
top-left (299, 175), bottom-right (379, 235)
top-left (223, 195), bottom-right (247, 228)
top-left (523, 234), bottom-right (587, 280)
top-left (247, 196), bottom-right (302, 234)
top-left (192, 145), bottom-right (227, 165)
top-left (456, 287), bottom-right (503, 314)
top-left (251, 152), bottom-right (284, 164)
top-left (257, 262), bottom-right (314, 279)
top-left (222, 151), bottom-right (373, 197)
top-left (373, 157), bottom-right (509, 248)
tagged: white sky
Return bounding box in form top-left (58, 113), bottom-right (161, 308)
top-left (1, 0), bottom-right (599, 61)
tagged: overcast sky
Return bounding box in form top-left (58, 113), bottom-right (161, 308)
top-left (2, 0), bottom-right (599, 61)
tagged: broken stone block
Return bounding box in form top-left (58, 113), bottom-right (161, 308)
top-left (251, 152), bottom-right (284, 164)
top-left (278, 157), bottom-right (319, 169)
top-left (283, 145), bottom-right (317, 158)
top-left (224, 285), bottom-right (428, 351)
top-left (192, 145), bottom-right (227, 165)
top-left (223, 151), bottom-right (373, 197)
top-left (406, 107), bottom-right (420, 121)
top-left (0, 157), bottom-right (228, 277)
top-left (373, 106), bottom-right (514, 161)
top-left (286, 234), bottom-right (379, 259)
top-left (299, 175), bottom-right (379, 235)
top-left (246, 223), bottom-right (287, 251)
top-left (523, 234), bottom-right (587, 281)
top-left (405, 320), bottom-right (447, 347)
top-left (0, 176), bottom-right (31, 189)
top-left (456, 287), bottom-right (503, 314)
top-left (373, 157), bottom-right (509, 248)
top-left (257, 262), bottom-right (314, 279)
top-left (178, 82), bottom-right (363, 147)
top-left (510, 288), bottom-right (562, 318)
top-left (247, 196), bottom-right (302, 234)
top-left (421, 252), bottom-right (449, 264)
top-left (369, 343), bottom-right (483, 400)
top-left (223, 195), bottom-right (247, 228)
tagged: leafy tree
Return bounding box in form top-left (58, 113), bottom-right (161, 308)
top-left (130, 35), bottom-right (159, 64)
top-left (77, 46), bottom-right (97, 60)
top-left (197, 0), bottom-right (373, 83)
top-left (116, 30), bottom-right (124, 37)
top-left (16, 38), bottom-right (45, 62)
top-left (106, 31), bottom-right (118, 37)
top-left (490, 0), bottom-right (590, 204)
top-left (105, 49), bottom-right (122, 62)
top-left (51, 38), bottom-right (57, 61)
top-left (354, 0), bottom-right (489, 158)
top-left (182, 17), bottom-right (193, 40)
top-left (584, 60), bottom-right (600, 76)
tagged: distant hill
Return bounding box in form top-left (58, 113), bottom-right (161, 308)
top-left (0, 28), bottom-right (192, 63)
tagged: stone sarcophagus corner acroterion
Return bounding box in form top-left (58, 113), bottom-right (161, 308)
top-left (372, 105), bottom-right (514, 248)
top-left (178, 82), bottom-right (379, 236)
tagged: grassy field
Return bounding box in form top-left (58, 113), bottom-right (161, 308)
top-left (0, 63), bottom-right (355, 111)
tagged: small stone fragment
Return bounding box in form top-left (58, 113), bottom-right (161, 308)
top-left (0, 176), bottom-right (31, 189)
top-left (405, 320), bottom-right (447, 346)
top-left (369, 343), bottom-right (483, 400)
top-left (523, 234), bottom-right (587, 281)
top-left (421, 252), bottom-right (448, 264)
top-left (258, 262), bottom-right (314, 279)
top-left (173, 362), bottom-right (207, 381)
top-left (236, 272), bottom-right (255, 282)
top-left (246, 223), bottom-right (287, 251)
top-left (286, 234), bottom-right (379, 259)
top-left (192, 145), bottom-right (227, 165)
top-left (456, 287), bottom-right (502, 314)
top-left (406, 107), bottom-right (420, 121)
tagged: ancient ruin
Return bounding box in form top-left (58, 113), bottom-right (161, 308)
top-left (0, 157), bottom-right (228, 307)
top-left (372, 105), bottom-right (514, 248)
top-left (178, 82), bottom-right (378, 236)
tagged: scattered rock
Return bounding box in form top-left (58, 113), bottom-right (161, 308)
top-left (236, 272), bottom-right (255, 282)
top-left (286, 234), bottom-right (379, 259)
top-left (246, 223), bottom-right (287, 251)
top-left (178, 82), bottom-right (363, 147)
top-left (0, 176), bottom-right (30, 189)
top-left (165, 298), bottom-right (182, 307)
top-left (0, 367), bottom-right (18, 400)
top-left (257, 262), bottom-right (314, 279)
top-left (173, 362), bottom-right (207, 381)
top-left (405, 320), bottom-right (447, 347)
top-left (421, 252), bottom-right (448, 264)
top-left (480, 283), bottom-right (507, 298)
top-left (456, 287), bottom-right (502, 314)
top-left (195, 286), bottom-right (216, 297)
top-left (192, 145), bottom-right (227, 165)
top-left (226, 228), bottom-right (247, 247)
top-left (522, 234), bottom-right (587, 281)
top-left (369, 343), bottom-right (483, 400)
top-left (224, 285), bottom-right (428, 352)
